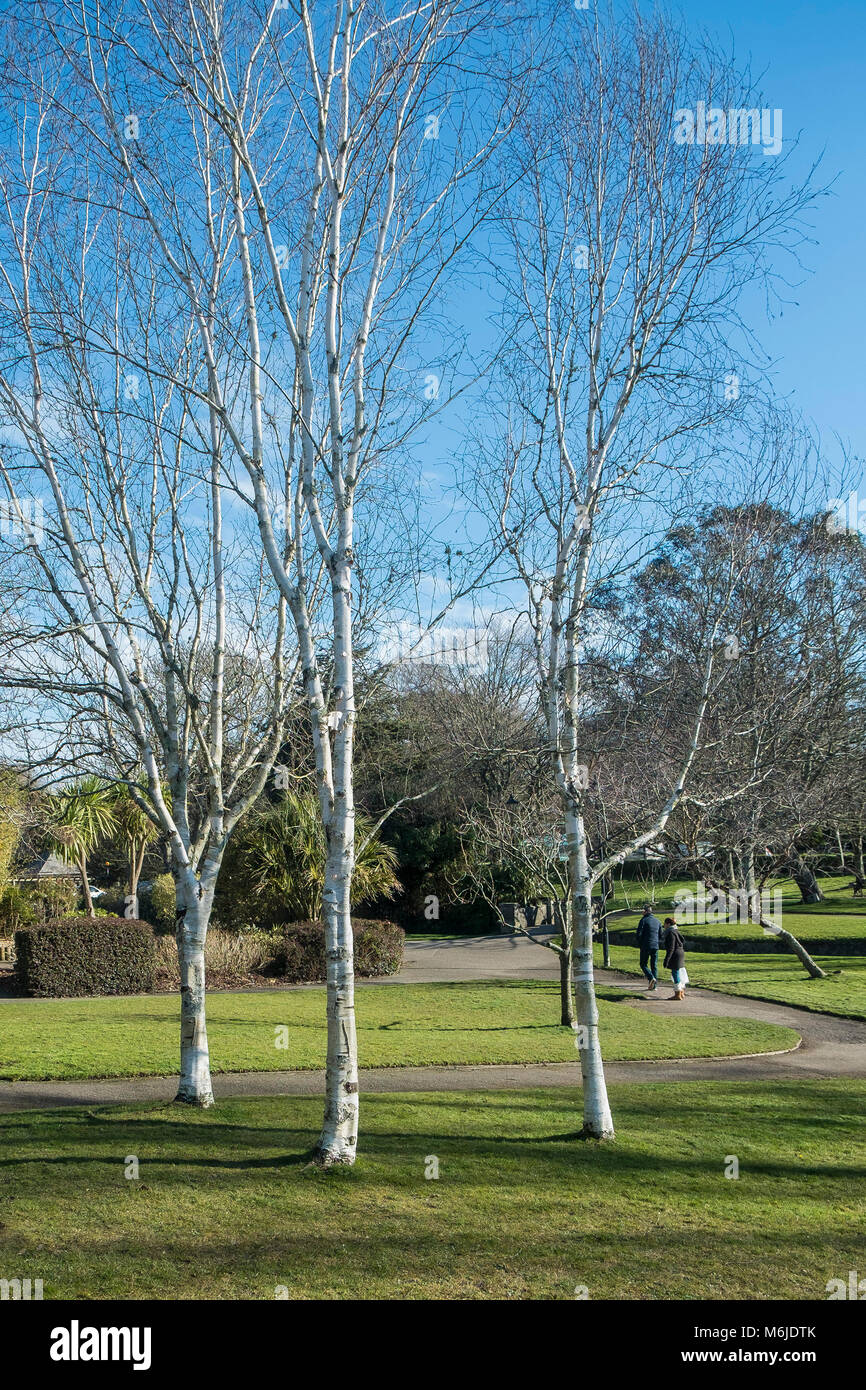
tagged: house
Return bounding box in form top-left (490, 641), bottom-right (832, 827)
top-left (11, 852), bottom-right (81, 883)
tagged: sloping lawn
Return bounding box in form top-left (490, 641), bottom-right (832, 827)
top-left (611, 905), bottom-right (866, 940)
top-left (0, 1082), bottom-right (861, 1299)
top-left (607, 875), bottom-right (866, 921)
top-left (678, 912), bottom-right (866, 941)
top-left (0, 980), bottom-right (797, 1081)
top-left (598, 945), bottom-right (866, 1019)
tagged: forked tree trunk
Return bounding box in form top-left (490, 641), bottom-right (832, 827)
top-left (79, 855), bottom-right (95, 917)
top-left (857, 834), bottom-right (865, 880)
top-left (835, 828), bottom-right (847, 873)
top-left (559, 918), bottom-right (575, 1028)
top-left (127, 840), bottom-right (145, 918)
top-left (567, 807), bottom-right (614, 1139)
top-left (724, 849), bottom-right (737, 891)
top-left (175, 876), bottom-right (214, 1107)
top-left (790, 856), bottom-right (823, 905)
top-left (600, 870), bottom-right (612, 968)
top-left (740, 844), bottom-right (761, 922)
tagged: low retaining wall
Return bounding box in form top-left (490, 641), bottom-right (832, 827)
top-left (498, 901), bottom-right (565, 934)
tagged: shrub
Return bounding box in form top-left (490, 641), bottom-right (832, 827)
top-left (0, 883), bottom-right (37, 935)
top-left (94, 884), bottom-right (129, 917)
top-left (154, 928), bottom-right (282, 987)
top-left (149, 873), bottom-right (176, 931)
top-left (14, 916), bottom-right (156, 997)
top-left (216, 792), bottom-right (401, 926)
top-left (277, 918), bottom-right (404, 983)
top-left (0, 879), bottom-right (79, 934)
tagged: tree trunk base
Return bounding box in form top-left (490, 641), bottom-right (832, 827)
top-left (311, 1143), bottom-right (356, 1169)
top-left (174, 1087), bottom-right (215, 1108)
top-left (576, 1124), bottom-right (615, 1142)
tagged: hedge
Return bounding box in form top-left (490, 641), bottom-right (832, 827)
top-left (277, 918), bottom-right (405, 983)
top-left (14, 916), bottom-right (156, 997)
top-left (604, 928), bottom-right (866, 956)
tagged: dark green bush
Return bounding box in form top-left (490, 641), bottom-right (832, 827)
top-left (277, 918), bottom-right (404, 983)
top-left (14, 915), bottom-right (156, 997)
top-left (148, 874), bottom-right (177, 932)
top-left (605, 927), bottom-right (866, 956)
top-left (93, 884), bottom-right (129, 917)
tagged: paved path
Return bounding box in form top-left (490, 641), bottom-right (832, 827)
top-left (1, 935), bottom-right (864, 1113)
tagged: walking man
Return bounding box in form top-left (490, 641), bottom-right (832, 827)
top-left (636, 903), bottom-right (663, 991)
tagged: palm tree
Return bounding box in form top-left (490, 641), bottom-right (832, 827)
top-left (238, 790), bottom-right (400, 923)
top-left (111, 781), bottom-right (160, 916)
top-left (49, 776), bottom-right (117, 917)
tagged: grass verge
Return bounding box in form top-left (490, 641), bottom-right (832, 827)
top-left (0, 1082), bottom-right (861, 1299)
top-left (597, 945), bottom-right (866, 1019)
top-left (0, 979), bottom-right (798, 1081)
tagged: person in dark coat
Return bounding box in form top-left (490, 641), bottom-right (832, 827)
top-left (662, 917), bottom-right (688, 1000)
top-left (635, 904), bottom-right (663, 991)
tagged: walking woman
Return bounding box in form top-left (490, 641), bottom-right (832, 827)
top-left (662, 917), bottom-right (688, 1000)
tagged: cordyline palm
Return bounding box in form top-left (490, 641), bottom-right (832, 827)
top-left (242, 791), bottom-right (400, 923)
top-left (49, 776), bottom-right (117, 917)
top-left (111, 780), bottom-right (160, 913)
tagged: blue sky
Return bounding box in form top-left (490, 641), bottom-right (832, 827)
top-left (683, 0), bottom-right (865, 461)
top-left (416, 0), bottom-right (866, 580)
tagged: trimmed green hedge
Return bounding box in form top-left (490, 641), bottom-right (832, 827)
top-left (277, 918), bottom-right (405, 983)
top-left (605, 928), bottom-right (866, 956)
top-left (14, 916), bottom-right (156, 997)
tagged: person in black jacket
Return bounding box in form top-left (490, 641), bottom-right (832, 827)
top-left (663, 917), bottom-right (688, 1000)
top-left (635, 904), bottom-right (663, 991)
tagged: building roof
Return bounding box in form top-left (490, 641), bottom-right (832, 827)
top-left (12, 852), bottom-right (81, 881)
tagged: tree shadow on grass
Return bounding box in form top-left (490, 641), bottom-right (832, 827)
top-left (0, 1148), bottom-right (316, 1171)
top-left (0, 1127), bottom-right (862, 1186)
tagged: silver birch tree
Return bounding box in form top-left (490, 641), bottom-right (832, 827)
top-left (34, 0), bottom-right (513, 1163)
top-left (472, 8), bottom-right (819, 1137)
top-left (0, 90), bottom-right (299, 1103)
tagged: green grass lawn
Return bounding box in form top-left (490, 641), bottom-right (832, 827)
top-left (612, 907), bottom-right (866, 940)
top-left (598, 944), bottom-right (866, 1019)
top-left (0, 980), bottom-right (798, 1081)
top-left (607, 873), bottom-right (866, 920)
top-left (0, 1081), bottom-right (861, 1299)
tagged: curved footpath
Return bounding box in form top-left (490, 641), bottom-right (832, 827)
top-left (1, 935), bottom-right (864, 1113)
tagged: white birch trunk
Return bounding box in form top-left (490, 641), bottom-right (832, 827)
top-left (567, 805), bottom-right (614, 1139)
top-left (175, 876), bottom-right (214, 1108)
top-left (317, 840), bottom-right (358, 1164)
top-left (314, 565), bottom-right (359, 1166)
